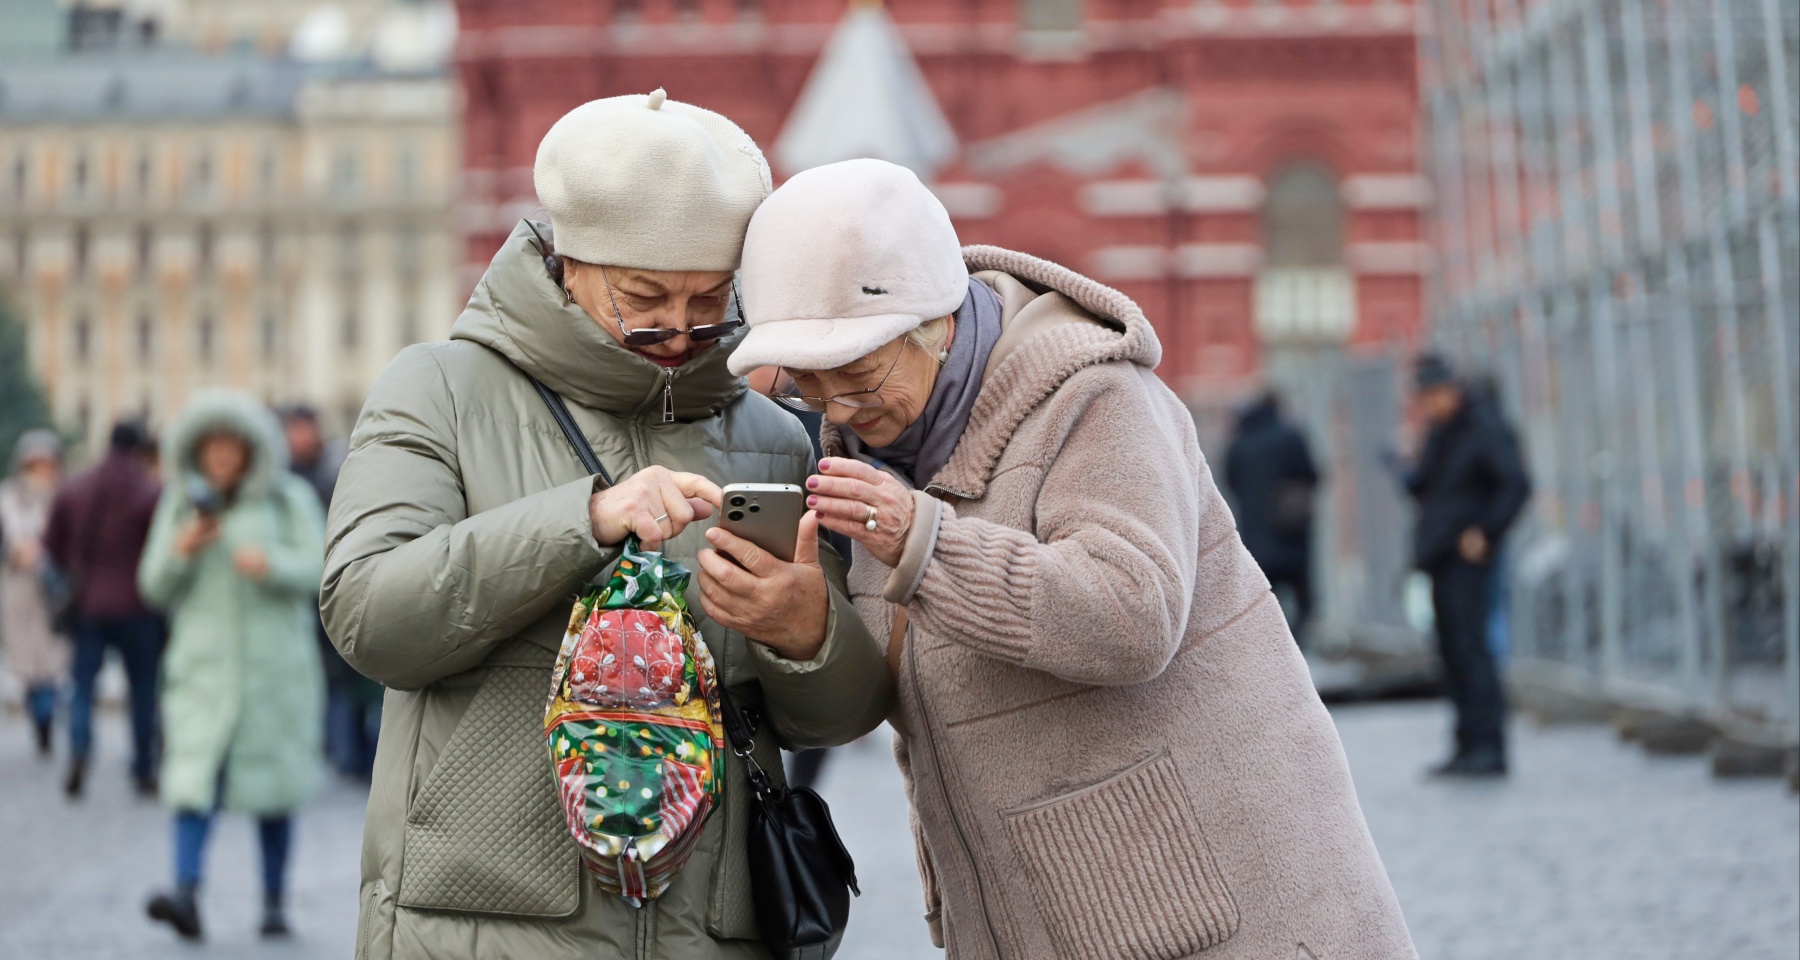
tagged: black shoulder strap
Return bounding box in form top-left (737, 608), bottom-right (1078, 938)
top-left (523, 373), bottom-right (613, 490)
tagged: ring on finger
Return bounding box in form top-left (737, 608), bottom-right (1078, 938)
top-left (864, 504), bottom-right (879, 532)
top-left (654, 512), bottom-right (670, 524)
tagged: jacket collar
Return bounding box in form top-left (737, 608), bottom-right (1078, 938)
top-left (824, 244), bottom-right (1162, 499)
top-left (450, 220), bottom-right (748, 420)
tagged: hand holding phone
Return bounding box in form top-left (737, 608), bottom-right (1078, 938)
top-left (717, 483), bottom-right (805, 564)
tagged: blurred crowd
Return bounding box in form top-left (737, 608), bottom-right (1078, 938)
top-left (0, 392), bottom-right (367, 940)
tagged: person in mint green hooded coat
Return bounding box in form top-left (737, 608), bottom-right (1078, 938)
top-left (138, 388), bottom-right (326, 942)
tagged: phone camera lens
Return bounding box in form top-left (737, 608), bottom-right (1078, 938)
top-left (748, 504), bottom-right (761, 513)
top-left (726, 510), bottom-right (745, 522)
top-left (729, 495), bottom-right (747, 508)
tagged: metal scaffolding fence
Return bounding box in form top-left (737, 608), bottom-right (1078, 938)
top-left (1421, 0), bottom-right (1800, 740)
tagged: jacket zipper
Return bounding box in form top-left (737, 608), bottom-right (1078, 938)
top-left (661, 368), bottom-right (675, 424)
top-left (908, 623), bottom-right (1005, 960)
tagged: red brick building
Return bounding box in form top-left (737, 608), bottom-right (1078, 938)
top-left (452, 0), bottom-right (1426, 404)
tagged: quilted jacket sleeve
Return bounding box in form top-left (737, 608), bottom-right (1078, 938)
top-left (321, 346), bottom-right (616, 690)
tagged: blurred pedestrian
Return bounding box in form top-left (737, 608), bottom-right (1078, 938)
top-left (732, 159), bottom-right (1416, 958)
top-left (1, 429), bottom-right (67, 755)
top-left (1404, 354), bottom-right (1531, 777)
top-left (321, 92), bottom-right (888, 958)
top-left (1224, 390), bottom-right (1321, 639)
top-left (138, 389), bottom-right (325, 941)
top-left (280, 405), bottom-right (379, 779)
top-left (43, 421), bottom-right (162, 799)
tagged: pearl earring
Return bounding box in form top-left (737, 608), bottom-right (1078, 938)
top-left (937, 350), bottom-right (949, 363)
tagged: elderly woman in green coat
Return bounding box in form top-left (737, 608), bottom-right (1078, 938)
top-left (137, 388), bottom-right (326, 942)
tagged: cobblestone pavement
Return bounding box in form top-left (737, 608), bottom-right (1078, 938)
top-left (0, 701), bottom-right (1793, 959)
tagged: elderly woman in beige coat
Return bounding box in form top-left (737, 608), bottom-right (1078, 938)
top-left (1, 430), bottom-right (67, 756)
top-left (729, 159), bottom-right (1416, 960)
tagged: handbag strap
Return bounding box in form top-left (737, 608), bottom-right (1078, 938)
top-left (525, 374), bottom-right (613, 489)
top-left (718, 686), bottom-right (780, 800)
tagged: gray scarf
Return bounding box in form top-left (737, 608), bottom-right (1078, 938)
top-left (847, 276), bottom-right (1003, 489)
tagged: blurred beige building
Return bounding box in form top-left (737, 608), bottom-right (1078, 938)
top-left (0, 0), bottom-right (460, 450)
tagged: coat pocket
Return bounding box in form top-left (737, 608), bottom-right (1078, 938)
top-left (396, 666), bottom-right (581, 918)
top-left (1000, 750), bottom-right (1239, 960)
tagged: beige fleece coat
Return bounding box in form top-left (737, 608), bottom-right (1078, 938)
top-left (831, 247), bottom-right (1416, 960)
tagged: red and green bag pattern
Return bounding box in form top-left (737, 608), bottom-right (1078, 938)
top-left (545, 538), bottom-right (725, 905)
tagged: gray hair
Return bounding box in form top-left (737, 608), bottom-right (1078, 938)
top-left (11, 429), bottom-right (62, 474)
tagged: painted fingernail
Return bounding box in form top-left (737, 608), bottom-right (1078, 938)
top-left (806, 477), bottom-right (819, 489)
top-left (819, 459), bottom-right (831, 471)
top-left (806, 496), bottom-right (818, 507)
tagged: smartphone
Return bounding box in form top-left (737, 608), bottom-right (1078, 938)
top-left (719, 483), bottom-right (806, 563)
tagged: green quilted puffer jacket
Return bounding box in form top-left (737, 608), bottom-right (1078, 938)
top-left (322, 221), bottom-right (893, 960)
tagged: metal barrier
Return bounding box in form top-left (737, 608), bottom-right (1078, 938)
top-left (1420, 0), bottom-right (1800, 742)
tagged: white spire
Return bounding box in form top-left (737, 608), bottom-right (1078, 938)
top-left (774, 1), bottom-right (957, 179)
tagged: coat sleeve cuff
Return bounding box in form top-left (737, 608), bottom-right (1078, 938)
top-left (882, 490), bottom-right (945, 605)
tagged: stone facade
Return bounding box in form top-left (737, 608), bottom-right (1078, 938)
top-left (0, 1), bottom-right (460, 449)
top-left (453, 0), bottom-right (1426, 402)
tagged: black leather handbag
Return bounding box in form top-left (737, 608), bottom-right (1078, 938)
top-left (522, 367), bottom-right (861, 960)
top-left (720, 689), bottom-right (860, 960)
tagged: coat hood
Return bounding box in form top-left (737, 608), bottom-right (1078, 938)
top-left (163, 388), bottom-right (287, 500)
top-left (450, 220), bottom-right (749, 420)
top-left (825, 244), bottom-right (1163, 498)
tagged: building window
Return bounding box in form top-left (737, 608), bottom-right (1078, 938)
top-left (136, 223), bottom-right (153, 278)
top-left (15, 229), bottom-right (27, 275)
top-left (615, 0), bottom-right (641, 21)
top-left (674, 0), bottom-right (700, 20)
top-left (398, 301), bottom-right (419, 346)
top-left (73, 312), bottom-right (92, 361)
top-left (11, 152), bottom-right (26, 199)
top-left (72, 223), bottom-right (90, 278)
top-left (394, 147), bottom-right (418, 196)
top-left (336, 223), bottom-right (361, 278)
top-left (260, 311), bottom-right (280, 360)
top-left (259, 223), bottom-right (277, 274)
top-left (190, 147), bottom-right (213, 198)
top-left (735, 0), bottom-right (761, 19)
top-left (135, 146), bottom-right (153, 196)
top-left (1254, 161), bottom-right (1354, 344)
top-left (72, 148), bottom-right (90, 197)
top-left (258, 147), bottom-right (277, 195)
top-left (197, 311), bottom-right (215, 361)
top-left (1022, 0), bottom-right (1081, 31)
top-left (196, 223), bottom-right (214, 277)
top-left (332, 148), bottom-right (359, 198)
top-left (394, 224), bottom-right (421, 279)
top-left (135, 310), bottom-right (154, 360)
top-left (341, 308), bottom-right (359, 350)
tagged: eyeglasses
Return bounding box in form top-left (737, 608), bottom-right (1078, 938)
top-left (596, 265), bottom-right (744, 347)
top-left (523, 219), bottom-right (743, 347)
top-left (774, 341), bottom-right (906, 412)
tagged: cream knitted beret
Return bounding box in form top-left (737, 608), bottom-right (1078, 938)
top-left (533, 89), bottom-right (773, 272)
top-left (729, 159), bottom-right (968, 374)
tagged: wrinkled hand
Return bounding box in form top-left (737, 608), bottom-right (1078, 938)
top-left (173, 516), bottom-right (219, 558)
top-left (233, 544), bottom-right (271, 580)
top-left (1459, 526), bottom-right (1490, 564)
top-left (696, 511), bottom-right (829, 661)
top-left (589, 466), bottom-right (722, 550)
top-left (805, 457), bottom-right (916, 568)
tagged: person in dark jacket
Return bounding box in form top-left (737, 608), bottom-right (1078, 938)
top-left (43, 421), bottom-right (165, 798)
top-left (1224, 391), bottom-right (1321, 638)
top-left (1404, 354), bottom-right (1531, 777)
top-left (280, 405), bottom-right (379, 779)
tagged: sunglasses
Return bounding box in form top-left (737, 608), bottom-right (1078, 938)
top-left (524, 219), bottom-right (744, 347)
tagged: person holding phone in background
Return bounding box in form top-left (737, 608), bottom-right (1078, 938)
top-left (321, 91), bottom-right (889, 960)
top-left (136, 390), bottom-right (327, 941)
top-left (729, 159), bottom-right (1416, 959)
